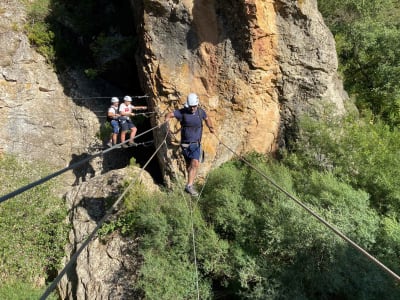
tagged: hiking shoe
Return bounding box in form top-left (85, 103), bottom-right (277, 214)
top-left (121, 143), bottom-right (129, 148)
top-left (128, 141), bottom-right (137, 147)
top-left (185, 185), bottom-right (199, 197)
top-left (106, 142), bottom-right (112, 148)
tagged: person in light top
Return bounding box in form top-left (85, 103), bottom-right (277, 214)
top-left (119, 95), bottom-right (147, 148)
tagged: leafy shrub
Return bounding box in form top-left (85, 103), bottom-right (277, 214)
top-left (26, 21), bottom-right (55, 62)
top-left (24, 0), bottom-right (55, 63)
top-left (284, 115), bottom-right (400, 215)
top-left (318, 0), bottom-right (400, 127)
top-left (104, 186), bottom-right (231, 299)
top-left (200, 155), bottom-right (399, 299)
top-left (101, 144), bottom-right (400, 299)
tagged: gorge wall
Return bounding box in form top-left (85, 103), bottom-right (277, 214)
top-left (0, 0), bottom-right (349, 299)
top-left (0, 0), bottom-right (121, 178)
top-left (133, 0), bottom-right (347, 182)
top-left (0, 0), bottom-right (347, 181)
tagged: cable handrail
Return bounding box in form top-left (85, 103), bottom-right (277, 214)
top-left (39, 123), bottom-right (168, 300)
top-left (212, 133), bottom-right (400, 283)
top-left (163, 127), bottom-right (222, 300)
top-left (0, 123), bottom-right (162, 204)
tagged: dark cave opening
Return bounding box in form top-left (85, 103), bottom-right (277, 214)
top-left (48, 0), bottom-right (164, 185)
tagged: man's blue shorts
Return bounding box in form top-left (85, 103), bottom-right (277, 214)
top-left (120, 118), bottom-right (136, 131)
top-left (182, 143), bottom-right (201, 162)
top-left (110, 120), bottom-right (120, 134)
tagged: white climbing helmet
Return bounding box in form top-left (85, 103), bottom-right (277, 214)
top-left (111, 97), bottom-right (119, 103)
top-left (186, 93), bottom-right (199, 106)
top-left (123, 95), bottom-right (132, 102)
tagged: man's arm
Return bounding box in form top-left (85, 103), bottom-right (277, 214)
top-left (204, 117), bottom-right (215, 133)
top-left (133, 105), bottom-right (147, 110)
top-left (165, 112), bottom-right (175, 122)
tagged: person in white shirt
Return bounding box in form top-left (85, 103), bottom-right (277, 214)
top-left (119, 95), bottom-right (147, 148)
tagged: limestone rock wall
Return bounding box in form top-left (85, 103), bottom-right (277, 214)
top-left (58, 168), bottom-right (158, 299)
top-left (0, 1), bottom-right (115, 172)
top-left (132, 0), bottom-right (347, 181)
top-left (275, 0), bottom-right (348, 145)
top-left (1, 1), bottom-right (350, 298)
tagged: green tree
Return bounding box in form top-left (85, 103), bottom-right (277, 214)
top-left (285, 114), bottom-right (400, 215)
top-left (200, 155), bottom-right (399, 299)
top-left (106, 150), bottom-right (400, 299)
top-left (318, 0), bottom-right (400, 127)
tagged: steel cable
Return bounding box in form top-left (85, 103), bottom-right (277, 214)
top-left (213, 133), bottom-right (400, 283)
top-left (39, 123), bottom-right (168, 299)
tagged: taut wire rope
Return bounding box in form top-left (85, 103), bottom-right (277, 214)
top-left (164, 127), bottom-right (201, 300)
top-left (212, 133), bottom-right (400, 283)
top-left (0, 123), bottom-right (162, 204)
top-left (39, 124), bottom-right (169, 300)
top-left (186, 138), bottom-right (222, 300)
top-left (164, 126), bottom-right (221, 300)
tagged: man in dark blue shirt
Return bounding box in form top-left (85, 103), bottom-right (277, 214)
top-left (165, 93), bottom-right (215, 196)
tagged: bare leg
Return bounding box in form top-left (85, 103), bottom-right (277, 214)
top-left (187, 159), bottom-right (199, 186)
top-left (112, 133), bottom-right (118, 145)
top-left (120, 131), bottom-right (126, 143)
top-left (129, 127), bottom-right (138, 143)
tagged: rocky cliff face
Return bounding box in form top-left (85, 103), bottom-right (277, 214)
top-left (1, 0), bottom-right (349, 299)
top-left (58, 168), bottom-right (157, 300)
top-left (0, 0), bottom-right (347, 182)
top-left (133, 0), bottom-right (347, 181)
top-left (0, 0), bottom-right (119, 175)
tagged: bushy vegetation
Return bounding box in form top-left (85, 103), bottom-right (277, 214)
top-left (23, 0), bottom-right (55, 63)
top-left (0, 155), bottom-right (68, 299)
top-left (0, 282), bottom-right (57, 300)
top-left (113, 140), bottom-right (399, 299)
top-left (14, 1), bottom-right (400, 299)
top-left (284, 113), bottom-right (400, 215)
top-left (318, 0), bottom-right (400, 127)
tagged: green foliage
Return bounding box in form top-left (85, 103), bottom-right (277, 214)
top-left (26, 22), bottom-right (55, 62)
top-left (100, 140), bottom-right (400, 299)
top-left (105, 187), bottom-right (231, 299)
top-left (84, 68), bottom-right (99, 79)
top-left (97, 121), bottom-right (112, 142)
top-left (0, 281), bottom-right (57, 300)
top-left (201, 156), bottom-right (399, 299)
top-left (375, 215), bottom-right (400, 268)
top-left (101, 141), bottom-right (400, 298)
top-left (318, 0), bottom-right (400, 127)
top-left (25, 0), bottom-right (50, 22)
top-left (0, 155), bottom-right (68, 289)
top-left (24, 0), bottom-right (55, 63)
top-left (137, 252), bottom-right (207, 300)
top-left (285, 114), bottom-right (400, 214)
